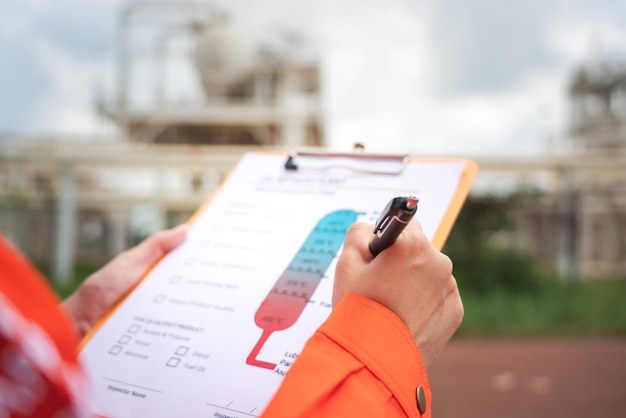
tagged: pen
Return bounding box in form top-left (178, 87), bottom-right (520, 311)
top-left (369, 196), bottom-right (419, 257)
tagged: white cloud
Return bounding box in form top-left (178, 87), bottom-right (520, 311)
top-left (2, 0), bottom-right (625, 155)
top-left (35, 34), bottom-right (109, 135)
top-left (412, 70), bottom-right (565, 155)
top-left (547, 11), bottom-right (626, 65)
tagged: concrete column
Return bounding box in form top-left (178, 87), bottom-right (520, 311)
top-left (282, 118), bottom-right (306, 148)
top-left (53, 163), bottom-right (77, 285)
top-left (557, 170), bottom-right (578, 282)
top-left (108, 209), bottom-right (128, 259)
top-left (155, 166), bottom-right (167, 231)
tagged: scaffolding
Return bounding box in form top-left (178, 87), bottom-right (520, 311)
top-left (100, 0), bottom-right (323, 147)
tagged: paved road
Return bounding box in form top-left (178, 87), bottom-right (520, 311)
top-left (428, 338), bottom-right (626, 418)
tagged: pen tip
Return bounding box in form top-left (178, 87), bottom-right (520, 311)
top-left (406, 196), bottom-right (418, 210)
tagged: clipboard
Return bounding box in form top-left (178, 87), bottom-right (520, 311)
top-left (187, 150), bottom-right (477, 250)
top-left (281, 150), bottom-right (476, 250)
top-left (78, 150), bottom-right (477, 418)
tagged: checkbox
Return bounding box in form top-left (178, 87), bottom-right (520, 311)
top-left (118, 335), bottom-right (132, 344)
top-left (175, 346), bottom-right (189, 356)
top-left (153, 294), bottom-right (166, 304)
top-left (169, 275), bottom-right (182, 284)
top-left (128, 324), bottom-right (141, 334)
top-left (109, 345), bottom-right (123, 355)
top-left (166, 357), bottom-right (181, 367)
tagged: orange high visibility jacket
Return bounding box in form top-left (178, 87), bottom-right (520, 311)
top-left (0, 235), bottom-right (431, 417)
top-left (0, 235), bottom-right (95, 417)
top-left (262, 293), bottom-right (432, 418)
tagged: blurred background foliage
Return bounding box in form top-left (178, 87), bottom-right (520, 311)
top-left (443, 194), bottom-right (626, 337)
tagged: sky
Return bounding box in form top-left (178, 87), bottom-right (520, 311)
top-left (1, 0), bottom-right (626, 156)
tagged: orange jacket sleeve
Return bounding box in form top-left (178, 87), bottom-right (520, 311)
top-left (0, 234), bottom-right (95, 417)
top-left (261, 293), bottom-right (432, 417)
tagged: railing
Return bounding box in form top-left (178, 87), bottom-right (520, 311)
top-left (0, 141), bottom-right (277, 283)
top-left (1, 140), bottom-right (625, 283)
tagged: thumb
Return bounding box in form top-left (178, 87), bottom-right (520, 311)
top-left (341, 222), bottom-right (375, 264)
top-left (126, 223), bottom-right (189, 268)
top-left (333, 222), bottom-right (373, 307)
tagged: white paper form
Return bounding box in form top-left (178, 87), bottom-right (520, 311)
top-left (79, 152), bottom-right (469, 418)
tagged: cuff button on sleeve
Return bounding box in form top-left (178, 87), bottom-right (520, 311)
top-left (416, 385), bottom-right (427, 415)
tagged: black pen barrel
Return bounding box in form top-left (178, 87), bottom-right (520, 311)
top-left (369, 217), bottom-right (409, 256)
top-left (369, 196), bottom-right (418, 257)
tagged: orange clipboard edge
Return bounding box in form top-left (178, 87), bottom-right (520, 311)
top-left (413, 158), bottom-right (479, 250)
top-left (78, 151), bottom-right (478, 350)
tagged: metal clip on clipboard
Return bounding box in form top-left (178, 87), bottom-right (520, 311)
top-left (284, 150), bottom-right (409, 175)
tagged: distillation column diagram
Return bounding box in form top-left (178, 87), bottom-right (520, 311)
top-left (246, 210), bottom-right (359, 369)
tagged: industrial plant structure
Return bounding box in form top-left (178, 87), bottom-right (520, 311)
top-left (0, 1), bottom-right (624, 282)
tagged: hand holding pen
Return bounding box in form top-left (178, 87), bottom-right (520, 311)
top-left (369, 196), bottom-right (419, 257)
top-left (333, 197), bottom-right (462, 370)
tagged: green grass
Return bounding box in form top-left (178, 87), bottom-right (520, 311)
top-left (457, 279), bottom-right (626, 337)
